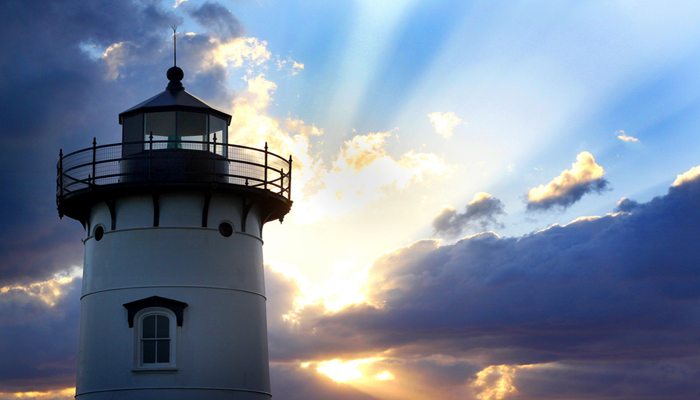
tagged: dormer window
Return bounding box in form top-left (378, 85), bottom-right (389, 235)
top-left (123, 296), bottom-right (188, 371)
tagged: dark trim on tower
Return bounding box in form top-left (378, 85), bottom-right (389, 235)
top-left (123, 296), bottom-right (189, 327)
top-left (107, 200), bottom-right (117, 230)
top-left (241, 198), bottom-right (253, 233)
top-left (201, 193), bottom-right (211, 227)
top-left (152, 193), bottom-right (160, 227)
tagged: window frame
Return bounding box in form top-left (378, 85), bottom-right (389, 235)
top-left (133, 307), bottom-right (177, 370)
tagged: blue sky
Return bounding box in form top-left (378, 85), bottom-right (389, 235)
top-left (1, 1), bottom-right (700, 399)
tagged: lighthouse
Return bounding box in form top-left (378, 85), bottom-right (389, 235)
top-left (56, 60), bottom-right (292, 399)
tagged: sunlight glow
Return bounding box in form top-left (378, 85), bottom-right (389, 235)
top-left (375, 370), bottom-right (395, 381)
top-left (2, 387), bottom-right (75, 399)
top-left (315, 357), bottom-right (385, 383)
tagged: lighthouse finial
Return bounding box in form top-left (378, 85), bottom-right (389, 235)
top-left (171, 25), bottom-right (178, 67)
top-left (166, 25), bottom-right (184, 91)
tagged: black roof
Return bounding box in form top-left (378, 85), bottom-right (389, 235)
top-left (118, 66), bottom-right (232, 125)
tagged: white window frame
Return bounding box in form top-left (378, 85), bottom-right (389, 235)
top-left (133, 307), bottom-right (177, 370)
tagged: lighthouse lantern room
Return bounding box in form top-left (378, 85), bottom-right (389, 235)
top-left (57, 59), bottom-right (291, 399)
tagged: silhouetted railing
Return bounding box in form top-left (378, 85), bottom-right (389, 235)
top-left (57, 138), bottom-right (292, 203)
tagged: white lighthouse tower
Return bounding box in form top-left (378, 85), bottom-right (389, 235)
top-left (57, 60), bottom-right (292, 399)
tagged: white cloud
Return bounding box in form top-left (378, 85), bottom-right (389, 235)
top-left (616, 130), bottom-right (639, 143)
top-left (672, 165), bottom-right (700, 187)
top-left (472, 365), bottom-right (519, 400)
top-left (527, 151), bottom-right (608, 210)
top-left (427, 111), bottom-right (462, 139)
top-left (203, 37), bottom-right (271, 72)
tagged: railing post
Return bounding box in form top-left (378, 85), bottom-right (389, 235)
top-left (58, 149), bottom-right (64, 198)
top-left (148, 132), bottom-right (153, 182)
top-left (211, 134), bottom-right (217, 182)
top-left (91, 137), bottom-right (97, 186)
top-left (264, 141), bottom-right (268, 190)
top-left (288, 155), bottom-right (293, 200)
top-left (279, 168), bottom-right (284, 194)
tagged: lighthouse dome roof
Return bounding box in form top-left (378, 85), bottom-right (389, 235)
top-left (118, 66), bottom-right (232, 125)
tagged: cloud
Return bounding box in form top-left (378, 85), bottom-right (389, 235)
top-left (427, 111), bottom-right (462, 138)
top-left (527, 151), bottom-right (608, 210)
top-left (472, 365), bottom-right (518, 400)
top-left (433, 192), bottom-right (506, 236)
top-left (0, 0), bottom-right (246, 286)
top-left (5, 165), bottom-right (700, 399)
top-left (616, 129), bottom-right (639, 143)
top-left (339, 132), bottom-right (392, 171)
top-left (188, 1), bottom-right (242, 40)
top-left (267, 173), bottom-right (700, 398)
top-left (672, 164), bottom-right (700, 187)
top-left (204, 37), bottom-right (271, 71)
top-left (226, 70), bottom-right (449, 223)
top-left (0, 272), bottom-right (81, 392)
top-left (615, 197), bottom-right (640, 212)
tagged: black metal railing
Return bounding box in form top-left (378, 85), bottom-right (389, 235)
top-left (57, 138), bottom-right (292, 202)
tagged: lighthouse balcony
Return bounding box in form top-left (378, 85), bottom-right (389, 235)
top-left (57, 139), bottom-right (292, 223)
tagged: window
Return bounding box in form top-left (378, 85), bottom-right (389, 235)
top-left (123, 296), bottom-right (188, 370)
top-left (137, 310), bottom-right (174, 367)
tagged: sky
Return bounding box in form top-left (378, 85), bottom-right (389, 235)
top-left (1, 0), bottom-right (700, 398)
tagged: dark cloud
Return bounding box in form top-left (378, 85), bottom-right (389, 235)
top-left (0, 0), bottom-right (238, 285)
top-left (188, 2), bottom-right (243, 40)
top-left (527, 152), bottom-right (609, 211)
top-left (0, 279), bottom-right (80, 392)
top-left (527, 178), bottom-right (608, 210)
top-left (272, 175), bottom-right (700, 398)
top-left (512, 359), bottom-right (700, 400)
top-left (433, 193), bottom-right (505, 236)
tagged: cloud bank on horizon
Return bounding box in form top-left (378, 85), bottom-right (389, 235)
top-left (2, 0), bottom-right (700, 399)
top-left (3, 164), bottom-right (700, 399)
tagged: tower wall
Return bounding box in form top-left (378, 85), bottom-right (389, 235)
top-left (75, 192), bottom-right (271, 400)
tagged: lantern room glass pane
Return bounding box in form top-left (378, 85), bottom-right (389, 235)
top-left (144, 112), bottom-right (176, 149)
top-left (208, 115), bottom-right (227, 144)
top-left (177, 111), bottom-right (207, 150)
top-left (144, 112), bottom-right (176, 139)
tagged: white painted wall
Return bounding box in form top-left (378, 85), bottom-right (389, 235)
top-left (77, 193), bottom-right (272, 399)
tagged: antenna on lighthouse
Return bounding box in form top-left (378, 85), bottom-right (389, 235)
top-left (171, 25), bottom-right (178, 66)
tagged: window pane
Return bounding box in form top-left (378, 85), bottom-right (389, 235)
top-left (209, 116), bottom-right (227, 143)
top-left (142, 315), bottom-right (155, 338)
top-left (156, 315), bottom-right (170, 338)
top-left (142, 340), bottom-right (155, 363)
top-left (177, 111), bottom-right (206, 137)
top-left (157, 339), bottom-right (170, 363)
top-left (144, 112), bottom-right (176, 139)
